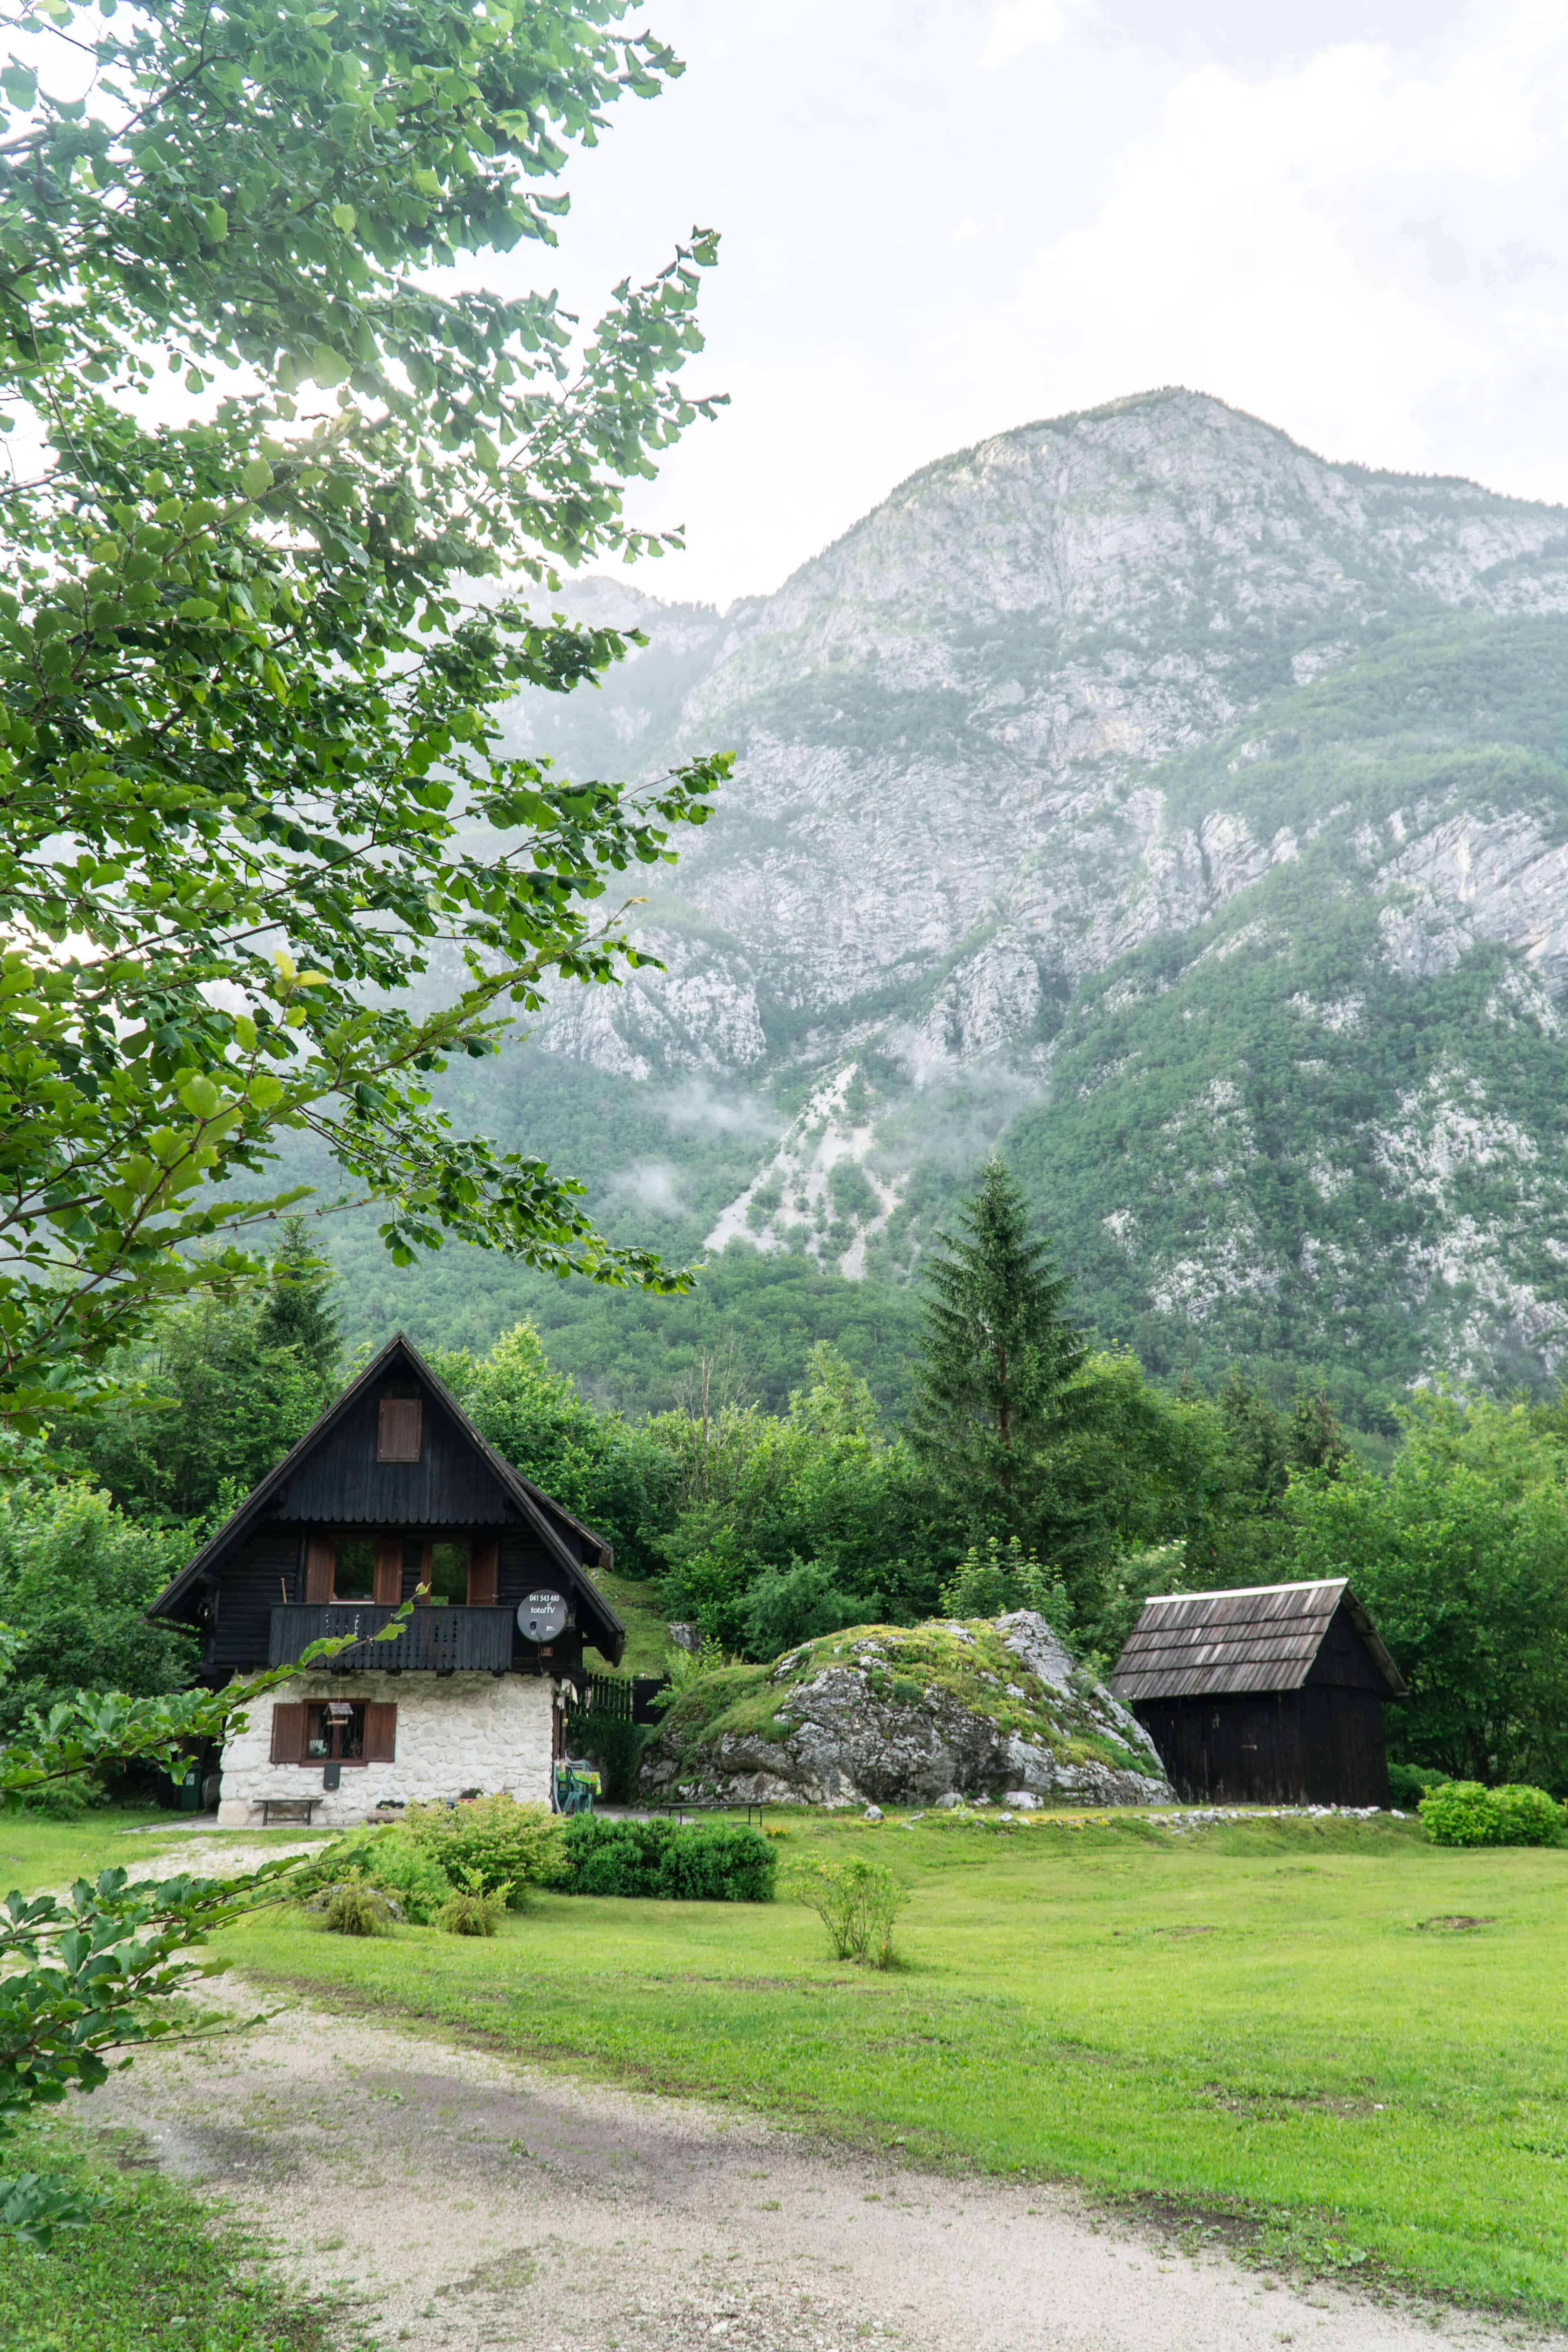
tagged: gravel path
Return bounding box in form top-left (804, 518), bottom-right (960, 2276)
top-left (84, 1980), bottom-right (1553, 2352)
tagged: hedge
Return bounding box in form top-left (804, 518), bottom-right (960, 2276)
top-left (557, 1815), bottom-right (776, 1901)
top-left (1418, 1780), bottom-right (1566, 1847)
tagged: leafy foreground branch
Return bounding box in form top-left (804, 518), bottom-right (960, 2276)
top-left (0, 1606), bottom-right (412, 2241)
top-left (0, 0), bottom-right (729, 1429)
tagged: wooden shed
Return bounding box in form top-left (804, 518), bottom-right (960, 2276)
top-left (1108, 1579), bottom-right (1406, 1806)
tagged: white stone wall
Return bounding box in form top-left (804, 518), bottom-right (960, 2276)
top-left (217, 1672), bottom-right (558, 1828)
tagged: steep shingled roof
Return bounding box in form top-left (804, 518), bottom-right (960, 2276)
top-left (1108, 1579), bottom-right (1405, 1703)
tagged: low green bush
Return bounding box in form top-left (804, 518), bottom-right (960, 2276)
top-left (405, 1793), bottom-right (563, 1905)
top-left (300, 1827), bottom-right (453, 1923)
top-left (322, 1870), bottom-right (397, 1936)
top-left (1420, 1780), bottom-right (1566, 1847)
top-left (1489, 1784), bottom-right (1566, 1845)
top-left (437, 1868), bottom-right (509, 1936)
top-left (557, 1815), bottom-right (776, 1901)
top-left (1420, 1783), bottom-right (1499, 1845)
top-left (1387, 1761), bottom-right (1449, 1808)
top-left (791, 1853), bottom-right (908, 1966)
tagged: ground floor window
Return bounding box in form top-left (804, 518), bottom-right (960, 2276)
top-left (306, 1700), bottom-right (366, 1761)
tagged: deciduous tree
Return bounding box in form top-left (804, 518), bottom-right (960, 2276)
top-left (0, 0), bottom-right (727, 1429)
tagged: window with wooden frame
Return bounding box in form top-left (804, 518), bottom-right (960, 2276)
top-left (270, 1699), bottom-right (396, 1764)
top-left (415, 1536), bottom-right (499, 1607)
top-left (302, 1534), bottom-right (405, 1606)
top-left (377, 1396), bottom-right (423, 1462)
top-left (331, 1538), bottom-right (376, 1602)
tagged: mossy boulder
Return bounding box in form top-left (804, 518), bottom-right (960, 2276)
top-left (637, 1612), bottom-right (1173, 1809)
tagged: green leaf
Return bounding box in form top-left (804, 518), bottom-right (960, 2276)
top-left (177, 1075), bottom-right (223, 1119)
top-left (239, 457), bottom-right (275, 496)
top-left (308, 343), bottom-right (351, 388)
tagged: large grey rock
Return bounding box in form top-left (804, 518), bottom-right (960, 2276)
top-left (637, 1614), bottom-right (1174, 1810)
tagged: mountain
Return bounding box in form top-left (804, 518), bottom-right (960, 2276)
top-left (469, 389), bottom-right (1568, 1403)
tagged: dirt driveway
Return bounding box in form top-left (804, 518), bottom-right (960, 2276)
top-left (85, 1969), bottom-right (1551, 2352)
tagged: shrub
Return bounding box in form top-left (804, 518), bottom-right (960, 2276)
top-left (557, 1815), bottom-right (776, 1902)
top-left (1387, 1761), bottom-right (1449, 1808)
top-left (568, 1709), bottom-right (649, 1804)
top-left (14, 1776), bottom-right (108, 1820)
top-left (1420, 1780), bottom-right (1566, 1847)
top-left (405, 1793), bottom-right (563, 1904)
top-left (741, 1558), bottom-right (881, 1660)
top-left (792, 1855), bottom-right (908, 1967)
top-left (1489, 1784), bottom-right (1566, 1846)
top-left (300, 1828), bottom-right (453, 1923)
top-left (321, 1871), bottom-right (397, 1936)
top-left (437, 1868), bottom-right (510, 1937)
top-left (1419, 1782), bottom-right (1497, 1845)
top-left (938, 1535), bottom-right (1069, 1628)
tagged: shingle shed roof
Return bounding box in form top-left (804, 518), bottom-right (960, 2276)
top-left (1108, 1579), bottom-right (1405, 1702)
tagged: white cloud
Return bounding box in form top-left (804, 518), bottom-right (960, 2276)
top-left (941, 10), bottom-right (1568, 499)
top-left (980, 0), bottom-right (1083, 72)
top-left (491, 1), bottom-right (1568, 608)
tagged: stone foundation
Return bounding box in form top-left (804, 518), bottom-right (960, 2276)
top-left (216, 1671), bottom-right (558, 1828)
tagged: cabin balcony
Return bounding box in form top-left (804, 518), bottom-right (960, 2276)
top-left (268, 1603), bottom-right (514, 1676)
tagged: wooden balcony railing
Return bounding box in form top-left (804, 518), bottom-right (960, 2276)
top-left (268, 1603), bottom-right (514, 1675)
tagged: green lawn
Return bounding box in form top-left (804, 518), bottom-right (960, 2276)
top-left (584, 1565), bottom-right (673, 1676)
top-left (0, 1809), bottom-right (329, 1897)
top-left (0, 2124), bottom-right (371, 2352)
top-left (210, 1808), bottom-right (1568, 2322)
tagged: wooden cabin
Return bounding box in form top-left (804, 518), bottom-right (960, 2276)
top-left (1108, 1579), bottom-right (1406, 1806)
top-left (146, 1333), bottom-right (624, 1827)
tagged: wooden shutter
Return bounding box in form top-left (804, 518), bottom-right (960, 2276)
top-left (373, 1534), bottom-right (403, 1608)
top-left (304, 1537), bottom-right (333, 1605)
top-left (364, 1702), bottom-right (397, 1763)
top-left (270, 1702), bottom-right (306, 1764)
top-left (467, 1537), bottom-right (499, 1608)
top-left (377, 1397), bottom-right (423, 1462)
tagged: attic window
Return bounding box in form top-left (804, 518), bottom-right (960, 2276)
top-left (377, 1397), bottom-right (423, 1463)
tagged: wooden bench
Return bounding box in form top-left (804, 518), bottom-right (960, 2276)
top-left (260, 1797), bottom-right (318, 1827)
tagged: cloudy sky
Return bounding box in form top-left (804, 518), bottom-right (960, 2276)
top-left (499, 0), bottom-right (1568, 611)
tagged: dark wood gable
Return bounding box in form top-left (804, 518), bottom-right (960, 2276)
top-left (274, 1369), bottom-right (515, 1527)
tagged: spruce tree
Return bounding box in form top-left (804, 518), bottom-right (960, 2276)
top-left (258, 1216), bottom-right (342, 1399)
top-left (910, 1157), bottom-right (1087, 1534)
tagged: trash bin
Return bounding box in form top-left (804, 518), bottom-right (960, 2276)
top-left (177, 1764), bottom-right (201, 1813)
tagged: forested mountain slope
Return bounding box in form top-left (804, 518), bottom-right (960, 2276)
top-left (423, 389), bottom-right (1568, 1401)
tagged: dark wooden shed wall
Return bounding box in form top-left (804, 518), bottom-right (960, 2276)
top-left (1130, 1602), bottom-right (1394, 1805)
top-left (1132, 1686), bottom-right (1391, 1806)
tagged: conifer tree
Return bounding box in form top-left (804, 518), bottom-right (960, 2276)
top-left (909, 1157), bottom-right (1088, 1535)
top-left (259, 1216), bottom-right (342, 1399)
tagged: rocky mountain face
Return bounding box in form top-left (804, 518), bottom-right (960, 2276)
top-left (505, 389), bottom-right (1568, 1395)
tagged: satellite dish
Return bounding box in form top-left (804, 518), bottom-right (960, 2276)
top-left (518, 1589), bottom-right (569, 1644)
